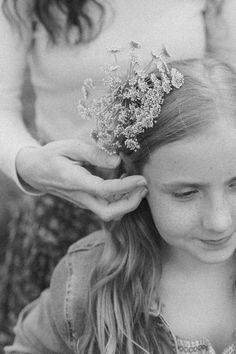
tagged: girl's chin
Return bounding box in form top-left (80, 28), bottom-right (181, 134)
top-left (191, 238), bottom-right (236, 265)
top-left (162, 237), bottom-right (236, 266)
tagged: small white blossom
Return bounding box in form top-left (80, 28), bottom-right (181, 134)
top-left (171, 68), bottom-right (184, 88)
top-left (151, 50), bottom-right (160, 60)
top-left (83, 78), bottom-right (95, 90)
top-left (108, 47), bottom-right (121, 54)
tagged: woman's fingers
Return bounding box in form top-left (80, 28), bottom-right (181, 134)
top-left (16, 140), bottom-right (148, 220)
top-left (69, 171), bottom-right (147, 198)
top-left (83, 187), bottom-right (148, 221)
top-left (55, 139), bottom-right (121, 168)
top-left (54, 187), bottom-right (148, 221)
top-left (47, 161), bottom-right (147, 197)
top-left (17, 144), bottom-right (147, 197)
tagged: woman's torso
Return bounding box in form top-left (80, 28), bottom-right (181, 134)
top-left (28, 0), bottom-right (207, 143)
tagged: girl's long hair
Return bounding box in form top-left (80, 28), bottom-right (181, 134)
top-left (2, 0), bottom-right (105, 44)
top-left (77, 58), bottom-right (236, 354)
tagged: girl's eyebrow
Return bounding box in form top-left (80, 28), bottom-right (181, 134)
top-left (161, 182), bottom-right (205, 190)
top-left (162, 177), bottom-right (236, 189)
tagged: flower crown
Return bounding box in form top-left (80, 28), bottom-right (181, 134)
top-left (78, 42), bottom-right (184, 155)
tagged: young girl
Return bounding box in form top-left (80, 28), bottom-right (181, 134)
top-left (4, 56), bottom-right (236, 353)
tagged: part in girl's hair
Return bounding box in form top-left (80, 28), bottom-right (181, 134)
top-left (2, 0), bottom-right (105, 44)
top-left (78, 58), bottom-right (236, 354)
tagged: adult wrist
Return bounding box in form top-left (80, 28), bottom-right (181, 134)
top-left (15, 146), bottom-right (44, 196)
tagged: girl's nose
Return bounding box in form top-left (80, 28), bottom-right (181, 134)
top-left (202, 197), bottom-right (233, 234)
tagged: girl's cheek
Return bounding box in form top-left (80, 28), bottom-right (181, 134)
top-left (148, 196), bottom-right (199, 233)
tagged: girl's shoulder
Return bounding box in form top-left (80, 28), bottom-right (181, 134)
top-left (51, 228), bottom-right (110, 301)
top-left (49, 230), bottom-right (110, 347)
top-left (67, 229), bottom-right (109, 255)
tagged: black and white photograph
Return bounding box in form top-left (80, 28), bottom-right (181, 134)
top-left (0, 0), bottom-right (236, 353)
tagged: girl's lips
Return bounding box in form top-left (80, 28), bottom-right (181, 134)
top-left (200, 234), bottom-right (233, 246)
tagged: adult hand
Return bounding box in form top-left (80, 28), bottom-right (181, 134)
top-left (16, 139), bottom-right (148, 221)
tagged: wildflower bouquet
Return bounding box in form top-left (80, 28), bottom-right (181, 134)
top-left (78, 42), bottom-right (184, 155)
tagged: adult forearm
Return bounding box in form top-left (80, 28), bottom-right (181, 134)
top-left (0, 111), bottom-right (40, 188)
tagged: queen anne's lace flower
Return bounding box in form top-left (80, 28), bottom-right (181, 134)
top-left (78, 43), bottom-right (184, 155)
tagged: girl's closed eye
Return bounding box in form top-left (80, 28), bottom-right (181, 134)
top-left (172, 189), bottom-right (199, 200)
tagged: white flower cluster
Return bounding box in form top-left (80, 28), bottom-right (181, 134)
top-left (78, 42), bottom-right (184, 155)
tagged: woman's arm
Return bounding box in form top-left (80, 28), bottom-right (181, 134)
top-left (0, 0), bottom-right (41, 191)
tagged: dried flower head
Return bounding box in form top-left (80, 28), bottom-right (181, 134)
top-left (78, 42), bottom-right (184, 155)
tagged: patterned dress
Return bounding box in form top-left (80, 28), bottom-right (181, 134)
top-left (151, 303), bottom-right (236, 354)
top-left (176, 337), bottom-right (236, 354)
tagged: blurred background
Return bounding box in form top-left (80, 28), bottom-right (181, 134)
top-left (0, 68), bottom-right (36, 352)
top-left (0, 68), bottom-right (35, 262)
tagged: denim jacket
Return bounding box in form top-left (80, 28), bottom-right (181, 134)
top-left (5, 230), bottom-right (226, 354)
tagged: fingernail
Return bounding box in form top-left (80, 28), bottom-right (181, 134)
top-left (136, 179), bottom-right (147, 187)
top-left (140, 187), bottom-right (148, 197)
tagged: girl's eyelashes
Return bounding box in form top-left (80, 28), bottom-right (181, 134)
top-left (172, 189), bottom-right (198, 200)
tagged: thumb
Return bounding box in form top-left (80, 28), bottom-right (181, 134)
top-left (61, 140), bottom-right (121, 168)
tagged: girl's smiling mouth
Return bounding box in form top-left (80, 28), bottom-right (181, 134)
top-left (199, 234), bottom-right (234, 247)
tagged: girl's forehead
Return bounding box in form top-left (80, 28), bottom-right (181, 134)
top-left (143, 122), bottom-right (236, 184)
